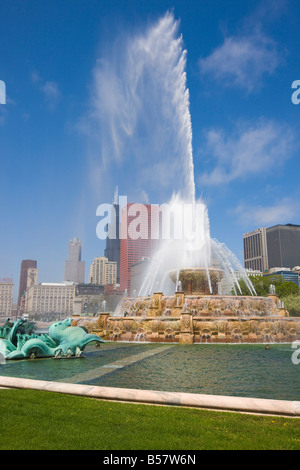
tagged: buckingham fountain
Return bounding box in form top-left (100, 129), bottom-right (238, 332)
top-left (72, 200), bottom-right (300, 344)
top-left (73, 276), bottom-right (299, 345)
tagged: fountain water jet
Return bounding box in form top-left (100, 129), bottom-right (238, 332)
top-left (137, 194), bottom-right (256, 299)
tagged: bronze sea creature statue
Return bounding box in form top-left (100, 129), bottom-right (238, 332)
top-left (0, 318), bottom-right (104, 360)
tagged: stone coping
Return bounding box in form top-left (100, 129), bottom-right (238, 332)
top-left (121, 294), bottom-right (277, 299)
top-left (0, 376), bottom-right (299, 417)
top-left (109, 316), bottom-right (300, 321)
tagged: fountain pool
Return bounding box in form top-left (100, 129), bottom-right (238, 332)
top-left (0, 342), bottom-right (299, 401)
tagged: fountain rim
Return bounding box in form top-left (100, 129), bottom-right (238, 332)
top-left (169, 267), bottom-right (224, 273)
top-left (120, 293), bottom-right (277, 300)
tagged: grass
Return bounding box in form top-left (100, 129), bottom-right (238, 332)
top-left (0, 389), bottom-right (300, 450)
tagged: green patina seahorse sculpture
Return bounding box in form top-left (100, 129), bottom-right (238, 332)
top-left (0, 318), bottom-right (104, 360)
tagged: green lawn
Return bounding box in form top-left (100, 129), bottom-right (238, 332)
top-left (0, 389), bottom-right (299, 450)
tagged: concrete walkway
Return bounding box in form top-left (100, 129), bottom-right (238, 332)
top-left (1, 375), bottom-right (300, 417)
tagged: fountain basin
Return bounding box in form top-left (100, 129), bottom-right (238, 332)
top-left (170, 267), bottom-right (224, 295)
top-left (107, 291), bottom-right (287, 318)
top-left (71, 270), bottom-right (296, 344)
top-left (72, 312), bottom-right (300, 344)
top-left (71, 288), bottom-right (300, 344)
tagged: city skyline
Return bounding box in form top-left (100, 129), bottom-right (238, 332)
top-left (1, 0), bottom-right (300, 292)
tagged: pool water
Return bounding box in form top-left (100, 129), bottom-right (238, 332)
top-left (0, 342), bottom-right (299, 401)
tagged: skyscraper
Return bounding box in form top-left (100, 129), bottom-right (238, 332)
top-left (64, 237), bottom-right (85, 283)
top-left (243, 228), bottom-right (268, 272)
top-left (18, 259), bottom-right (37, 310)
top-left (0, 279), bottom-right (14, 316)
top-left (88, 257), bottom-right (117, 286)
top-left (120, 203), bottom-right (160, 294)
top-left (243, 224), bottom-right (300, 271)
top-left (104, 187), bottom-right (120, 283)
top-left (266, 224), bottom-right (300, 269)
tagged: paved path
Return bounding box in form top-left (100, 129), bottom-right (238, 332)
top-left (63, 345), bottom-right (175, 384)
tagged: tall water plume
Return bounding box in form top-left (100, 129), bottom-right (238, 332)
top-left (88, 11), bottom-right (195, 204)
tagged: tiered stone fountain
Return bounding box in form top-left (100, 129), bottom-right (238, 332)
top-left (72, 267), bottom-right (300, 344)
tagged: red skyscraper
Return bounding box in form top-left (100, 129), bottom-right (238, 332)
top-left (120, 204), bottom-right (160, 294)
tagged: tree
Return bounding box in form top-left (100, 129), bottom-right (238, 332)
top-left (281, 294), bottom-right (300, 317)
top-left (275, 281), bottom-right (299, 298)
top-left (236, 275), bottom-right (299, 298)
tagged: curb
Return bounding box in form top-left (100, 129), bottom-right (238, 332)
top-left (1, 376), bottom-right (300, 417)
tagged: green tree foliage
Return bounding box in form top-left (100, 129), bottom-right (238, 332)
top-left (237, 275), bottom-right (299, 298)
top-left (275, 281), bottom-right (299, 298)
top-left (281, 294), bottom-right (300, 317)
top-left (236, 274), bottom-right (300, 316)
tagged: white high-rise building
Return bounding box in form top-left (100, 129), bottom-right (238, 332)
top-left (0, 279), bottom-right (14, 316)
top-left (64, 237), bottom-right (85, 283)
top-left (88, 257), bottom-right (117, 286)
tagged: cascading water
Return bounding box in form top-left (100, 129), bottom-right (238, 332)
top-left (138, 212), bottom-right (256, 297)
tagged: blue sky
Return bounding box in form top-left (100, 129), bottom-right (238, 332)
top-left (1, 0), bottom-right (300, 298)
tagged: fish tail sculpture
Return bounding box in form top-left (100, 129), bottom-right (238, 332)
top-left (6, 338), bottom-right (56, 359)
top-left (0, 317), bottom-right (104, 360)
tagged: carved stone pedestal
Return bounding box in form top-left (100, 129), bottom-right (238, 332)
top-left (179, 311), bottom-right (194, 344)
top-left (179, 333), bottom-right (194, 344)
